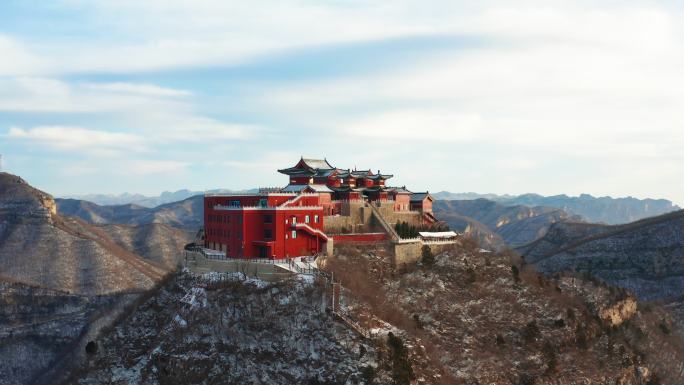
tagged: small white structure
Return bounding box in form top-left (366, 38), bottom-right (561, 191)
top-left (418, 231), bottom-right (459, 244)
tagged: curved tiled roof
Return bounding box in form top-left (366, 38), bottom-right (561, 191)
top-left (410, 192), bottom-right (432, 202)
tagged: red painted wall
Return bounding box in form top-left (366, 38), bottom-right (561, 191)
top-left (204, 194), bottom-right (326, 259)
top-left (290, 176), bottom-right (312, 185)
top-left (393, 194), bottom-right (410, 211)
top-left (423, 198), bottom-right (433, 212)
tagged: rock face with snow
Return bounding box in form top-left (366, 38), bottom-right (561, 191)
top-left (0, 281), bottom-right (139, 385)
top-left (64, 273), bottom-right (383, 385)
top-left (322, 243), bottom-right (684, 384)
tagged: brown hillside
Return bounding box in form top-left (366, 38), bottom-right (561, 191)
top-left (0, 172), bottom-right (184, 295)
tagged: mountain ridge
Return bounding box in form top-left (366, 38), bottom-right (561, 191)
top-left (518, 209), bottom-right (684, 323)
top-left (0, 172), bottom-right (190, 295)
top-left (433, 198), bottom-right (582, 249)
top-left (433, 191), bottom-right (680, 224)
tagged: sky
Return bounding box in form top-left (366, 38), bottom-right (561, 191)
top-left (0, 1), bottom-right (683, 204)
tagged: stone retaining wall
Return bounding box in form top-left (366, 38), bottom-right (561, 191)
top-left (187, 252), bottom-right (294, 282)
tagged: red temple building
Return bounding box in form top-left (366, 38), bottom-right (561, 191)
top-left (204, 157), bottom-right (435, 259)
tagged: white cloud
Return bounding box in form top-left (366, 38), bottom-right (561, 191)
top-left (2, 1), bottom-right (446, 75)
top-left (344, 109), bottom-right (483, 142)
top-left (3, 1), bottom-right (684, 202)
top-left (0, 35), bottom-right (44, 76)
top-left (81, 82), bottom-right (192, 97)
top-left (59, 159), bottom-right (189, 176)
top-left (121, 159), bottom-right (189, 175)
top-left (7, 126), bottom-right (146, 155)
top-left (0, 78), bottom-right (257, 143)
top-left (262, 4), bottom-right (684, 157)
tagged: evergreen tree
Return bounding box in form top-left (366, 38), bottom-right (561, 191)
top-left (421, 245), bottom-right (435, 266)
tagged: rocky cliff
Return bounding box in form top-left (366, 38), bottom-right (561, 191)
top-left (62, 272), bottom-right (383, 384)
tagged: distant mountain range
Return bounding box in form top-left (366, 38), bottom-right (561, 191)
top-left (56, 195), bottom-right (204, 230)
top-left (63, 188), bottom-right (256, 208)
top-left (64, 189), bottom-right (679, 226)
top-left (433, 192), bottom-right (680, 224)
top-left (433, 199), bottom-right (582, 250)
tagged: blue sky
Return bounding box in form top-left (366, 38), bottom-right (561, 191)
top-left (1, 1), bottom-right (683, 204)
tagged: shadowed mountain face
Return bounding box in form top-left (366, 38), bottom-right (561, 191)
top-left (56, 195), bottom-right (203, 230)
top-left (434, 199), bottom-right (581, 249)
top-left (519, 210), bottom-right (684, 325)
top-left (433, 192), bottom-right (680, 225)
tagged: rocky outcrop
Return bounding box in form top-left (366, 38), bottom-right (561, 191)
top-left (63, 273), bottom-right (382, 385)
top-left (0, 173), bottom-right (56, 223)
top-left (599, 297), bottom-right (637, 327)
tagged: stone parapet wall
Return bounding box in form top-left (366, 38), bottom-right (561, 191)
top-left (333, 233), bottom-right (387, 243)
top-left (373, 204), bottom-right (424, 226)
top-left (393, 242), bottom-right (456, 266)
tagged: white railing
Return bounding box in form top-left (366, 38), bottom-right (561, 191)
top-left (421, 239), bottom-right (458, 245)
top-left (330, 199), bottom-right (366, 204)
top-left (258, 187), bottom-right (284, 193)
top-left (397, 237), bottom-right (421, 244)
top-left (395, 237), bottom-right (458, 245)
top-left (205, 192), bottom-right (298, 197)
top-left (294, 223), bottom-right (329, 240)
top-left (214, 204), bottom-right (323, 211)
top-left (187, 251), bottom-right (321, 275)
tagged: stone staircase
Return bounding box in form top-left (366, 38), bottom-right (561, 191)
top-left (367, 203), bottom-right (401, 242)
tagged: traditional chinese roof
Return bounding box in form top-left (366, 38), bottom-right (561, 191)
top-left (313, 168), bottom-right (340, 178)
top-left (302, 158), bottom-right (334, 170)
top-left (410, 192), bottom-right (432, 202)
top-left (282, 184), bottom-right (333, 193)
top-left (363, 186), bottom-right (389, 193)
top-left (278, 157), bottom-right (335, 176)
top-left (329, 186), bottom-right (365, 193)
top-left (367, 173), bottom-right (393, 180)
top-left (387, 186), bottom-right (412, 194)
top-left (350, 170), bottom-right (372, 178)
